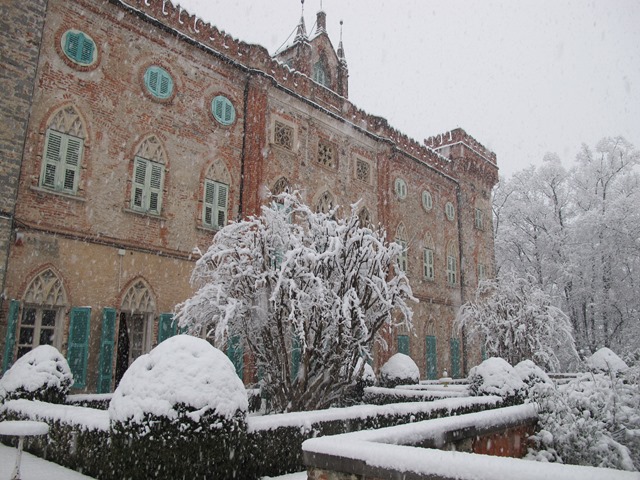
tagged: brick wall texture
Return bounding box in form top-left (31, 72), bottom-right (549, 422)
top-left (0, 0), bottom-right (498, 393)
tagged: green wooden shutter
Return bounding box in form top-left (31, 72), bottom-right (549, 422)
top-left (227, 335), bottom-right (243, 379)
top-left (97, 308), bottom-right (116, 393)
top-left (65, 32), bottom-right (80, 60)
top-left (148, 162), bottom-right (163, 213)
top-left (68, 307), bottom-right (91, 389)
top-left (158, 313), bottom-right (176, 343)
top-left (2, 300), bottom-right (20, 374)
top-left (397, 334), bottom-right (409, 355)
top-left (63, 136), bottom-right (83, 193)
top-left (426, 335), bottom-right (437, 380)
top-left (42, 130), bottom-right (62, 188)
top-left (203, 180), bottom-right (215, 226)
top-left (481, 343), bottom-right (487, 362)
top-left (450, 338), bottom-right (460, 379)
top-left (79, 34), bottom-right (95, 64)
top-left (216, 183), bottom-right (228, 228)
top-left (132, 157), bottom-right (147, 209)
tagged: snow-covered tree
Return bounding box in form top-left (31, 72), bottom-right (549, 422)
top-left (455, 274), bottom-right (577, 371)
top-left (177, 193), bottom-right (415, 412)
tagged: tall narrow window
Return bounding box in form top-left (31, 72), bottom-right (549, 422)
top-left (394, 178), bottom-right (407, 199)
top-left (40, 106), bottom-right (85, 195)
top-left (478, 263), bottom-right (487, 282)
top-left (396, 223), bottom-right (408, 273)
top-left (446, 243), bottom-right (458, 285)
top-left (130, 136), bottom-right (165, 215)
top-left (203, 179), bottom-right (228, 229)
top-left (475, 208), bottom-right (485, 230)
top-left (397, 335), bottom-right (409, 355)
top-left (423, 248), bottom-right (434, 280)
top-left (426, 335), bottom-right (437, 380)
top-left (313, 60), bottom-right (328, 87)
top-left (445, 202), bottom-right (455, 221)
top-left (316, 191), bottom-right (334, 214)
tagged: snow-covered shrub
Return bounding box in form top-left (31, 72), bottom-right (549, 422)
top-left (0, 345), bottom-right (73, 404)
top-left (379, 353), bottom-right (419, 388)
top-left (467, 357), bottom-right (525, 403)
top-left (109, 335), bottom-right (248, 479)
top-left (528, 372), bottom-right (640, 471)
top-left (514, 360), bottom-right (551, 387)
top-left (341, 362), bottom-right (376, 406)
top-left (587, 347), bottom-right (629, 376)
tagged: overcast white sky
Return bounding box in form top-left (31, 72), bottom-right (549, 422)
top-left (178, 0), bottom-right (640, 178)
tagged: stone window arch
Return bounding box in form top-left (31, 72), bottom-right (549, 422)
top-left (316, 190), bottom-right (335, 214)
top-left (423, 233), bottom-right (435, 281)
top-left (357, 206), bottom-right (372, 228)
top-left (17, 269), bottom-right (68, 358)
top-left (272, 177), bottom-right (290, 197)
top-left (40, 105), bottom-right (86, 195)
top-left (131, 135), bottom-right (166, 215)
top-left (116, 280), bottom-right (157, 384)
top-left (446, 241), bottom-right (458, 285)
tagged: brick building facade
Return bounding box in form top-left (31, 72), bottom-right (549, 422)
top-left (0, 0), bottom-right (498, 393)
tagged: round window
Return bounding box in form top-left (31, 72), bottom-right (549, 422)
top-left (212, 95), bottom-right (236, 125)
top-left (422, 190), bottom-right (433, 211)
top-left (144, 66), bottom-right (174, 99)
top-left (61, 30), bottom-right (97, 66)
top-left (394, 178), bottom-right (407, 199)
top-left (445, 202), bottom-right (455, 221)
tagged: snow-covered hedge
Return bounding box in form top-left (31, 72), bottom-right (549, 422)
top-left (379, 353), bottom-right (420, 388)
top-left (109, 335), bottom-right (248, 479)
top-left (468, 358), bottom-right (525, 403)
top-left (587, 347), bottom-right (629, 376)
top-left (0, 345), bottom-right (73, 404)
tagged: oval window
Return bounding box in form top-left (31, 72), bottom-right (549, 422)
top-left (394, 178), bottom-right (407, 199)
top-left (445, 202), bottom-right (455, 221)
top-left (144, 66), bottom-right (174, 99)
top-left (212, 95), bottom-right (236, 125)
top-left (422, 190), bottom-right (433, 211)
top-left (62, 30), bottom-right (97, 66)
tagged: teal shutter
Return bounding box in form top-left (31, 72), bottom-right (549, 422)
top-left (227, 335), bottom-right (243, 380)
top-left (450, 338), bottom-right (460, 379)
top-left (291, 334), bottom-right (301, 379)
top-left (157, 313), bottom-right (176, 343)
top-left (212, 96), bottom-right (235, 125)
top-left (426, 335), bottom-right (437, 380)
top-left (68, 307), bottom-right (91, 389)
top-left (97, 308), bottom-right (116, 393)
top-left (144, 66), bottom-right (173, 99)
top-left (397, 335), bottom-right (409, 355)
top-left (2, 300), bottom-right (20, 373)
top-left (216, 183), bottom-right (228, 228)
top-left (481, 343), bottom-right (487, 362)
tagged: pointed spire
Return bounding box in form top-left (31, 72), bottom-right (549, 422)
top-left (337, 20), bottom-right (346, 64)
top-left (294, 0), bottom-right (308, 43)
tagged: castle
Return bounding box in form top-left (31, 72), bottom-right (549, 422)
top-left (0, 0), bottom-right (498, 393)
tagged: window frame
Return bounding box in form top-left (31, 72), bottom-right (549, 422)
top-left (16, 305), bottom-right (63, 360)
top-left (445, 201), bottom-right (455, 221)
top-left (423, 247), bottom-right (435, 281)
top-left (40, 129), bottom-right (84, 195)
top-left (131, 156), bottom-right (165, 215)
top-left (313, 60), bottom-right (329, 87)
top-left (211, 95), bottom-right (236, 126)
top-left (61, 30), bottom-right (97, 66)
top-left (203, 179), bottom-right (229, 230)
top-left (446, 252), bottom-right (457, 285)
top-left (475, 208), bottom-right (485, 230)
top-left (394, 178), bottom-right (407, 199)
top-left (143, 66), bottom-right (174, 100)
top-left (422, 190), bottom-right (433, 211)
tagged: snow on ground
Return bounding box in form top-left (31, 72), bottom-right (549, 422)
top-left (261, 472), bottom-right (307, 480)
top-left (0, 443), bottom-right (95, 480)
top-left (2, 399), bottom-right (109, 431)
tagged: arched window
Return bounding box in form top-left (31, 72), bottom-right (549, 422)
top-left (395, 223), bottom-right (408, 273)
top-left (203, 160), bottom-right (230, 230)
top-left (313, 60), bottom-right (329, 87)
top-left (40, 106), bottom-right (86, 195)
top-left (423, 233), bottom-right (435, 281)
top-left (131, 136), bottom-right (166, 214)
top-left (17, 269), bottom-right (67, 359)
top-left (116, 280), bottom-right (156, 384)
top-left (446, 242), bottom-right (458, 285)
top-left (272, 177), bottom-right (290, 197)
top-left (316, 191), bottom-right (334, 214)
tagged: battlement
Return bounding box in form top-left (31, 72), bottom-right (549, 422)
top-left (425, 128), bottom-right (497, 165)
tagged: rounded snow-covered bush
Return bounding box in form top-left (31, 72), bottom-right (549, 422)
top-left (468, 357), bottom-right (525, 403)
top-left (379, 353), bottom-right (420, 388)
top-left (0, 345), bottom-right (73, 404)
top-left (586, 347), bottom-right (628, 376)
top-left (515, 360), bottom-right (552, 388)
top-left (109, 335), bottom-right (248, 479)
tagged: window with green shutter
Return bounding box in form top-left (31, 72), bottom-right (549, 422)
top-left (68, 307), bottom-right (91, 389)
top-left (144, 66), bottom-right (173, 99)
top-left (131, 156), bottom-right (164, 214)
top-left (2, 300), bottom-right (20, 374)
top-left (203, 179), bottom-right (228, 229)
top-left (97, 308), bottom-right (116, 393)
top-left (157, 313), bottom-right (176, 343)
top-left (62, 30), bottom-right (96, 66)
top-left (426, 335), bottom-right (437, 380)
top-left (450, 338), bottom-right (461, 379)
top-left (397, 334), bottom-right (409, 355)
top-left (211, 96), bottom-right (236, 125)
top-left (423, 248), bottom-right (434, 280)
top-left (40, 129), bottom-right (83, 194)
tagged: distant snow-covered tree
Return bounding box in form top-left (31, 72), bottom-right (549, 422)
top-left (455, 274), bottom-right (578, 371)
top-left (177, 192), bottom-right (415, 412)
